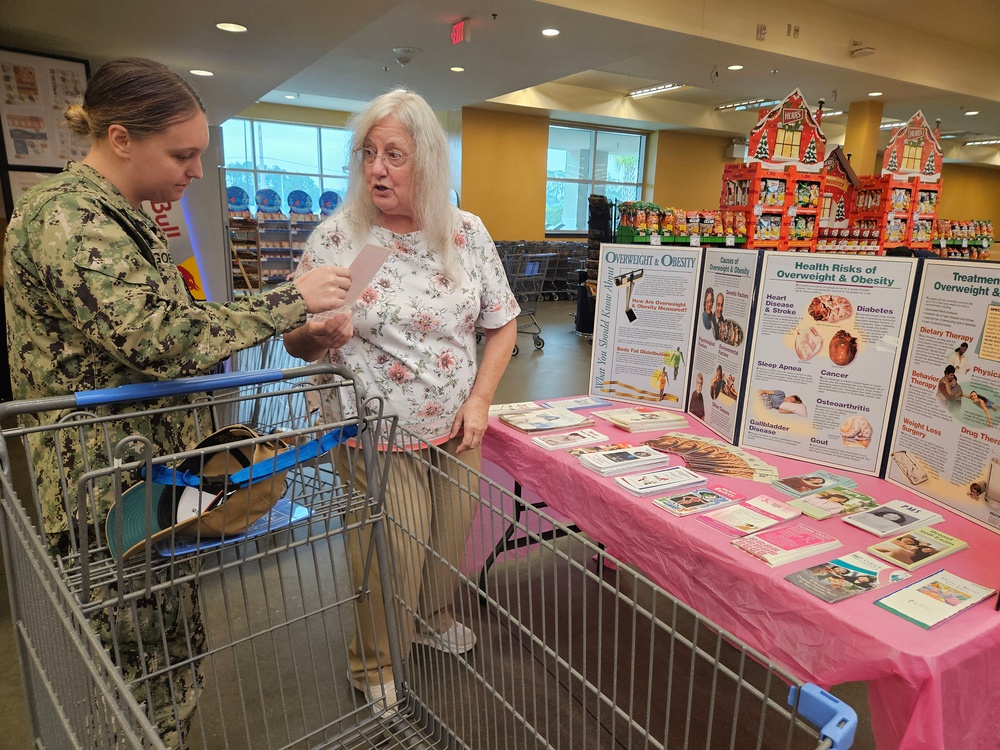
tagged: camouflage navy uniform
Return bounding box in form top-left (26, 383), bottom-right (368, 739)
top-left (3, 162), bottom-right (309, 745)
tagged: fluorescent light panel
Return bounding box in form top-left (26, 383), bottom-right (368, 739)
top-left (716, 98), bottom-right (781, 111)
top-left (966, 139), bottom-right (1000, 146)
top-left (628, 83), bottom-right (683, 99)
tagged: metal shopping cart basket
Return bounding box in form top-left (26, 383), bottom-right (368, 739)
top-left (505, 251), bottom-right (554, 355)
top-left (0, 365), bottom-right (856, 749)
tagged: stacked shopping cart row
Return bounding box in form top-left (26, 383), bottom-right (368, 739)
top-left (495, 240), bottom-right (588, 301)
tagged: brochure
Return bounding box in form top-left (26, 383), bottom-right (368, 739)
top-left (489, 401), bottom-right (540, 416)
top-left (874, 570), bottom-right (996, 629)
top-left (699, 494), bottom-right (801, 536)
top-left (771, 470), bottom-right (857, 498)
top-left (732, 523), bottom-right (842, 567)
top-left (498, 407), bottom-right (594, 433)
top-left (614, 466), bottom-right (708, 497)
top-left (531, 428), bottom-right (609, 451)
top-left (842, 499), bottom-right (943, 538)
top-left (595, 407), bottom-right (689, 432)
top-left (787, 486), bottom-right (878, 520)
top-left (577, 445), bottom-right (672, 476)
top-left (866, 527), bottom-right (968, 571)
top-left (652, 485), bottom-right (745, 517)
top-left (785, 551), bottom-right (910, 603)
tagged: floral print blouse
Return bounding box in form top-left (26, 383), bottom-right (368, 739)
top-left (296, 210), bottom-right (520, 440)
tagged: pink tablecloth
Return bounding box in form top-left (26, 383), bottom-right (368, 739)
top-left (483, 413), bottom-right (1000, 750)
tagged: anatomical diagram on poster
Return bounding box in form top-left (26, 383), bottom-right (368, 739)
top-left (740, 252), bottom-right (917, 474)
top-left (887, 260), bottom-right (1000, 530)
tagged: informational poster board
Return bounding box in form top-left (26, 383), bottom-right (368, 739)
top-left (0, 48), bottom-right (88, 169)
top-left (739, 252), bottom-right (918, 474)
top-left (886, 260), bottom-right (1000, 531)
top-left (689, 248), bottom-right (762, 443)
top-left (589, 244), bottom-right (701, 407)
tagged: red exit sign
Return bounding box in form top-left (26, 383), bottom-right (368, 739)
top-left (451, 18), bottom-right (469, 44)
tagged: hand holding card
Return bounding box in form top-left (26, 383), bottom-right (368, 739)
top-left (312, 244), bottom-right (391, 321)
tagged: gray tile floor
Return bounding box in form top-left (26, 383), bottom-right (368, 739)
top-left (0, 299), bottom-right (875, 748)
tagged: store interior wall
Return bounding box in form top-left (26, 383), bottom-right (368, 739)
top-left (652, 131), bottom-right (742, 211)
top-left (938, 164), bottom-right (1000, 229)
top-left (460, 107), bottom-right (548, 241)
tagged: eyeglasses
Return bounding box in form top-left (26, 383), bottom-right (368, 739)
top-left (357, 147), bottom-right (411, 168)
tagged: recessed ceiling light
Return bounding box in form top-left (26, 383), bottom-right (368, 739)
top-left (284, 94), bottom-right (297, 100)
top-left (727, 65), bottom-right (744, 71)
top-left (450, 67), bottom-right (465, 72)
top-left (216, 22), bottom-right (247, 33)
top-left (965, 110), bottom-right (980, 116)
top-left (868, 91), bottom-right (883, 97)
top-left (189, 70), bottom-right (214, 77)
top-left (542, 28), bottom-right (560, 37)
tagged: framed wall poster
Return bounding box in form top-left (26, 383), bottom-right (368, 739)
top-left (689, 248), bottom-right (763, 443)
top-left (0, 48), bottom-right (89, 170)
top-left (589, 243), bottom-right (701, 408)
top-left (886, 260), bottom-right (1000, 532)
top-left (739, 252), bottom-right (918, 475)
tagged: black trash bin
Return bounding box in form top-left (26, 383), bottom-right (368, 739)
top-left (575, 269), bottom-right (595, 338)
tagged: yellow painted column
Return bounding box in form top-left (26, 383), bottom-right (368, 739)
top-left (843, 100), bottom-right (884, 176)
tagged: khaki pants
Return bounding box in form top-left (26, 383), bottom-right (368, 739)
top-left (337, 436), bottom-right (479, 685)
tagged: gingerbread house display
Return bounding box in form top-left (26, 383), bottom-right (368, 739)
top-left (820, 146), bottom-right (860, 229)
top-left (747, 88), bottom-right (827, 173)
top-left (881, 110), bottom-right (943, 183)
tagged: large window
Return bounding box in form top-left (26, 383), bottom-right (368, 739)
top-left (546, 124), bottom-right (645, 233)
top-left (221, 118), bottom-right (352, 215)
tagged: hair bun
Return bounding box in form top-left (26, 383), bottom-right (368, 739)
top-left (64, 103), bottom-right (92, 137)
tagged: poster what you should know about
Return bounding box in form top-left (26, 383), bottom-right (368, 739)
top-left (590, 245), bottom-right (701, 408)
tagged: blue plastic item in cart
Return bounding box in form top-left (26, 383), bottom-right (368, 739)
top-left (788, 683), bottom-right (857, 750)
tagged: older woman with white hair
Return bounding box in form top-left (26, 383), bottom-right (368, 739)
top-left (285, 89), bottom-right (519, 708)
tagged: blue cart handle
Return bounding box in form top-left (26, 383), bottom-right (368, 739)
top-left (788, 683), bottom-right (857, 750)
top-left (74, 369), bottom-right (288, 407)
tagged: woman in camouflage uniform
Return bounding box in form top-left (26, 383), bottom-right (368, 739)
top-left (3, 58), bottom-right (353, 746)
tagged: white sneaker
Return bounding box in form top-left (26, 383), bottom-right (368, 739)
top-left (413, 620), bottom-right (478, 655)
top-left (349, 671), bottom-right (399, 717)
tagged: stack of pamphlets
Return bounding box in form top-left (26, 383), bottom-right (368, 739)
top-left (531, 428), bottom-right (608, 451)
top-left (787, 486), bottom-right (878, 520)
top-left (652, 486), bottom-right (745, 517)
top-left (576, 444), bottom-right (672, 476)
top-left (866, 527), bottom-right (968, 571)
top-left (771, 470), bottom-right (857, 498)
top-left (784, 551), bottom-right (910, 603)
top-left (540, 395), bottom-right (613, 410)
top-left (842, 499), bottom-right (943, 538)
top-left (874, 570), bottom-right (996, 629)
top-left (614, 466), bottom-right (708, 497)
top-left (593, 407), bottom-right (688, 432)
top-left (699, 494), bottom-right (801, 536)
top-left (731, 523), bottom-right (842, 567)
top-left (489, 401), bottom-right (540, 417)
top-left (498, 407), bottom-right (594, 434)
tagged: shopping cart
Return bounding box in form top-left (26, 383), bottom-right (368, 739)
top-left (504, 251), bottom-right (554, 355)
top-left (0, 367), bottom-right (857, 749)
